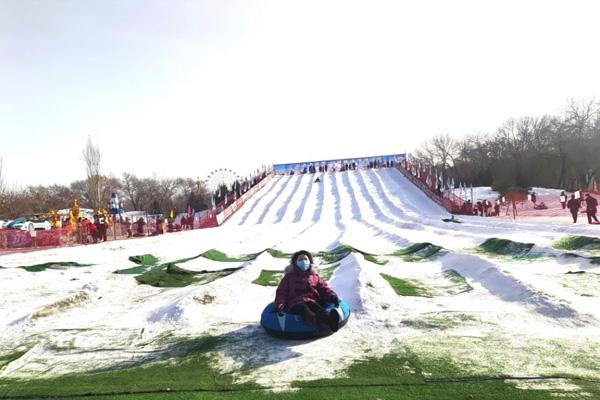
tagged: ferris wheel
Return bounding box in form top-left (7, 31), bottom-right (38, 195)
top-left (204, 168), bottom-right (241, 193)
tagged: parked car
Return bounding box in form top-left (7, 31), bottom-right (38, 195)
top-left (5, 216), bottom-right (52, 233)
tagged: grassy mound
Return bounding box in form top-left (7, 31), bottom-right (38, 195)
top-left (0, 350), bottom-right (28, 369)
top-left (265, 249), bottom-right (294, 259)
top-left (18, 261), bottom-right (92, 272)
top-left (318, 263), bottom-right (340, 281)
top-left (316, 245), bottom-right (387, 265)
top-left (135, 264), bottom-right (242, 288)
top-left (128, 254), bottom-right (159, 265)
top-left (560, 271), bottom-right (600, 297)
top-left (553, 235), bottom-right (600, 251)
top-left (252, 270), bottom-right (284, 286)
top-left (478, 238), bottom-right (534, 256)
top-left (200, 249), bottom-right (261, 262)
top-left (252, 264), bottom-right (341, 287)
top-left (388, 242), bottom-right (444, 261)
top-left (381, 270), bottom-right (472, 297)
top-left (381, 273), bottom-right (432, 297)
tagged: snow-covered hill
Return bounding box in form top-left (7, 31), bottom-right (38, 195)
top-left (1, 168), bottom-right (600, 391)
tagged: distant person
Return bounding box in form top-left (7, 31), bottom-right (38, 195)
top-left (476, 201), bottom-right (484, 216)
top-left (584, 193), bottom-right (599, 224)
top-left (135, 217), bottom-right (146, 236)
top-left (494, 201), bottom-right (500, 216)
top-left (275, 250), bottom-right (340, 332)
top-left (559, 191), bottom-right (567, 210)
top-left (567, 194), bottom-right (580, 223)
top-left (530, 191), bottom-right (537, 206)
top-left (124, 217), bottom-right (132, 238)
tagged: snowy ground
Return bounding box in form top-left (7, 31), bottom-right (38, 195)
top-left (1, 168), bottom-right (600, 392)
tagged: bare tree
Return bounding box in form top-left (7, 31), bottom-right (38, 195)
top-left (82, 136), bottom-right (103, 209)
top-left (0, 156), bottom-right (4, 198)
top-left (0, 156), bottom-right (5, 213)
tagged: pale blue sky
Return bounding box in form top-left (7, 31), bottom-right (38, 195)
top-left (2, 0), bottom-right (599, 187)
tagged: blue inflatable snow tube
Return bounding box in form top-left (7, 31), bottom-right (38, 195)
top-left (260, 300), bottom-right (351, 339)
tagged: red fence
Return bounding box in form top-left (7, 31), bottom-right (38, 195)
top-left (0, 174), bottom-right (274, 254)
top-left (395, 164), bottom-right (467, 214)
top-left (215, 173), bottom-right (273, 225)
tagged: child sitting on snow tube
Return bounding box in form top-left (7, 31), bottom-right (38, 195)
top-left (274, 250), bottom-right (341, 332)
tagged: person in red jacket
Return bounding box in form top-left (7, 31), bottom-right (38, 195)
top-left (275, 250), bottom-right (340, 331)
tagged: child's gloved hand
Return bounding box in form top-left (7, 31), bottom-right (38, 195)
top-left (276, 303), bottom-right (285, 315)
top-left (331, 297), bottom-right (339, 307)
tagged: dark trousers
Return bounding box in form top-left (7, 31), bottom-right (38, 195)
top-left (588, 211), bottom-right (599, 224)
top-left (289, 302), bottom-right (328, 325)
top-left (571, 211), bottom-right (578, 223)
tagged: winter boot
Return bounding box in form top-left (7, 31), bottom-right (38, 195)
top-left (327, 310), bottom-right (340, 332)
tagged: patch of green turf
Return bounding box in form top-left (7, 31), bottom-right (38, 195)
top-left (381, 270), bottom-right (472, 297)
top-left (317, 263), bottom-right (340, 281)
top-left (114, 265), bottom-right (154, 275)
top-left (3, 334), bottom-right (594, 400)
top-left (388, 242), bottom-right (444, 261)
top-left (402, 312), bottom-right (478, 331)
top-left (438, 270), bottom-right (473, 295)
top-left (559, 271), bottom-right (600, 297)
top-left (18, 261), bottom-right (93, 272)
top-left (135, 264), bottom-right (242, 288)
top-left (477, 238), bottom-right (534, 256)
top-left (252, 264), bottom-right (340, 287)
top-left (265, 249), bottom-right (293, 259)
top-left (252, 270), bottom-right (284, 286)
top-left (0, 350), bottom-right (27, 369)
top-left (128, 254), bottom-right (159, 265)
top-left (553, 235), bottom-right (600, 251)
top-left (381, 273), bottom-right (432, 297)
top-left (315, 245), bottom-right (386, 265)
top-left (200, 249), bottom-right (261, 262)
top-left (591, 257), bottom-right (600, 265)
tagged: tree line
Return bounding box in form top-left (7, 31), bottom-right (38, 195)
top-left (0, 137), bottom-right (211, 219)
top-left (414, 99), bottom-right (600, 194)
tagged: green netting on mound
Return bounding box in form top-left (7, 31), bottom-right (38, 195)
top-left (200, 249), bottom-right (261, 262)
top-left (265, 249), bottom-right (294, 259)
top-left (252, 263), bottom-right (340, 287)
top-left (553, 235), bottom-right (600, 251)
top-left (388, 242), bottom-right (444, 261)
top-left (19, 261), bottom-right (93, 272)
top-left (114, 265), bottom-right (154, 275)
top-left (128, 254), bottom-right (159, 265)
top-left (439, 270), bottom-right (473, 295)
top-left (252, 270), bottom-right (284, 286)
top-left (135, 264), bottom-right (242, 287)
top-left (318, 263), bottom-right (340, 281)
top-left (381, 273), bottom-right (432, 297)
top-left (477, 238), bottom-right (534, 256)
top-left (316, 245), bottom-right (387, 265)
top-left (381, 270), bottom-right (472, 297)
top-left (0, 350), bottom-right (27, 369)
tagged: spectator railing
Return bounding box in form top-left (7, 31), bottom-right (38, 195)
top-left (395, 165), bottom-right (467, 214)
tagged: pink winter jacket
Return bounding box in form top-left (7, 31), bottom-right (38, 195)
top-left (275, 265), bottom-right (338, 311)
